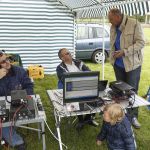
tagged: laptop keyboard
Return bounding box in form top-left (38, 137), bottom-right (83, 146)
top-left (87, 98), bottom-right (104, 108)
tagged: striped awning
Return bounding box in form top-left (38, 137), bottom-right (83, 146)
top-left (58, 0), bottom-right (150, 18)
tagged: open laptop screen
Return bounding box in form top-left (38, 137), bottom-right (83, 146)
top-left (63, 71), bottom-right (99, 103)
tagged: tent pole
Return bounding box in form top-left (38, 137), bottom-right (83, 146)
top-left (73, 15), bottom-right (76, 58)
top-left (102, 6), bottom-right (105, 80)
top-left (145, 15), bottom-right (148, 24)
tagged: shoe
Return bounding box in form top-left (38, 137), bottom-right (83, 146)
top-left (15, 143), bottom-right (26, 150)
top-left (88, 120), bottom-right (99, 127)
top-left (132, 117), bottom-right (141, 129)
top-left (76, 122), bottom-right (84, 132)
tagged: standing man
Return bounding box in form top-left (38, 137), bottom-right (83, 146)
top-left (56, 48), bottom-right (98, 131)
top-left (0, 50), bottom-right (34, 149)
top-left (108, 8), bottom-right (145, 128)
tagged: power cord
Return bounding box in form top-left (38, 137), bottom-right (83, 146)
top-left (44, 119), bottom-right (68, 149)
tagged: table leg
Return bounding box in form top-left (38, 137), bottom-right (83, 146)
top-left (54, 110), bottom-right (63, 150)
top-left (38, 122), bottom-right (41, 140)
top-left (41, 120), bottom-right (46, 150)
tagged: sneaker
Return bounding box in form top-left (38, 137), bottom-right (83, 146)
top-left (132, 117), bottom-right (141, 129)
top-left (88, 120), bottom-right (99, 127)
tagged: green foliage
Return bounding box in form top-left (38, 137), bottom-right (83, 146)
top-left (131, 15), bottom-right (145, 22)
top-left (76, 15), bottom-right (146, 24)
top-left (9, 27), bottom-right (150, 150)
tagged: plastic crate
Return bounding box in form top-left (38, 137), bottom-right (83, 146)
top-left (27, 65), bottom-right (44, 79)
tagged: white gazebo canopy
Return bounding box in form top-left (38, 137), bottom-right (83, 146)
top-left (58, 0), bottom-right (150, 18)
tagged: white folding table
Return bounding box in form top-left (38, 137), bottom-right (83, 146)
top-left (47, 89), bottom-right (150, 150)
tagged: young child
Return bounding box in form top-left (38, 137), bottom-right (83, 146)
top-left (96, 103), bottom-right (136, 150)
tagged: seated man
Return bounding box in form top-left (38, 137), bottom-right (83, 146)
top-left (56, 48), bottom-right (98, 130)
top-left (0, 51), bottom-right (34, 150)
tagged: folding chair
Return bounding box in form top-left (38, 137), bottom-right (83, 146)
top-left (7, 53), bottom-right (23, 67)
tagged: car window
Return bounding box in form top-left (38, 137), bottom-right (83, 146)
top-left (77, 26), bottom-right (88, 39)
top-left (89, 27), bottom-right (94, 39)
top-left (94, 27), bottom-right (109, 38)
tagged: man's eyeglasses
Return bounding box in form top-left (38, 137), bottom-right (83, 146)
top-left (0, 58), bottom-right (10, 65)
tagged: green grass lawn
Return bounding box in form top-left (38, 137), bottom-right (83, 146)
top-left (10, 27), bottom-right (150, 150)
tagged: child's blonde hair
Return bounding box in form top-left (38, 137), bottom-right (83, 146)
top-left (104, 103), bottom-right (125, 125)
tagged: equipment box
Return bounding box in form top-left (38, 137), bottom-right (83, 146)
top-left (27, 65), bottom-right (44, 79)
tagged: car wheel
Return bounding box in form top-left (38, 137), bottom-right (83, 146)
top-left (92, 50), bottom-right (107, 63)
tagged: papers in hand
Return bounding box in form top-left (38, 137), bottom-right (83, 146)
top-left (66, 102), bottom-right (80, 112)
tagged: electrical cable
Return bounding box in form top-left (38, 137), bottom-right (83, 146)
top-left (23, 103), bottom-right (33, 118)
top-left (44, 119), bottom-right (68, 149)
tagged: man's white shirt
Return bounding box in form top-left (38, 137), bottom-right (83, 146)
top-left (65, 61), bottom-right (80, 72)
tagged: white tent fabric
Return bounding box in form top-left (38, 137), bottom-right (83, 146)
top-left (57, 0), bottom-right (99, 10)
top-left (58, 0), bottom-right (150, 18)
top-left (0, 0), bottom-right (75, 74)
top-left (77, 1), bottom-right (150, 18)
